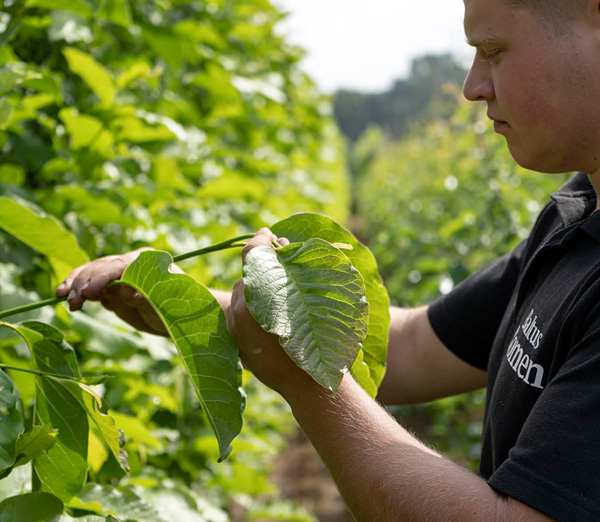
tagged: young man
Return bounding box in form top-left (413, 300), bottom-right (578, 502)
top-left (58, 0), bottom-right (600, 519)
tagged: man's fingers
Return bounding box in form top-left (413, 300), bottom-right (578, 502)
top-left (241, 228), bottom-right (294, 262)
top-left (55, 265), bottom-right (88, 297)
top-left (242, 228), bottom-right (276, 263)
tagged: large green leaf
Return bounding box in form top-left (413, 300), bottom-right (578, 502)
top-left (0, 322), bottom-right (88, 502)
top-left (69, 484), bottom-right (166, 522)
top-left (0, 371), bottom-right (24, 479)
top-left (243, 238), bottom-right (369, 393)
top-left (0, 196), bottom-right (89, 270)
top-left (272, 213), bottom-right (390, 397)
top-left (120, 251), bottom-right (243, 461)
top-left (15, 322), bottom-right (128, 472)
top-left (0, 492), bottom-right (63, 522)
top-left (0, 322), bottom-right (126, 500)
top-left (52, 378), bottom-right (129, 474)
top-left (63, 48), bottom-right (115, 106)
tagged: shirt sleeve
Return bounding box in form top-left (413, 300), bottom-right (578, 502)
top-left (487, 315), bottom-right (600, 521)
top-left (427, 239), bottom-right (527, 371)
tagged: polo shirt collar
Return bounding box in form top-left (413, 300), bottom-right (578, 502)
top-left (550, 172), bottom-right (597, 227)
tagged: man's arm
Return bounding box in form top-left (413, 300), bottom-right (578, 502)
top-left (228, 229), bottom-right (553, 522)
top-left (287, 373), bottom-right (553, 522)
top-left (376, 306), bottom-right (487, 405)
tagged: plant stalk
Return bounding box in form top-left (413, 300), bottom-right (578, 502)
top-left (0, 362), bottom-right (82, 382)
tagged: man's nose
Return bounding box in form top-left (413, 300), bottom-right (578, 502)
top-left (463, 58), bottom-right (495, 102)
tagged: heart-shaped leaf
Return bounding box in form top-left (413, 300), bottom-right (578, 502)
top-left (272, 213), bottom-right (390, 397)
top-left (244, 238), bottom-right (369, 393)
top-left (119, 250), bottom-right (243, 461)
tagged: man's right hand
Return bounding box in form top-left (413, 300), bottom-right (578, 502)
top-left (55, 247), bottom-right (171, 336)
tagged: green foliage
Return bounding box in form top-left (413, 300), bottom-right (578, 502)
top-left (0, 0), bottom-right (354, 518)
top-left (244, 238), bottom-right (369, 392)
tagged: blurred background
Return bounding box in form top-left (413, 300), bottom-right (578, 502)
top-left (0, 1), bottom-right (569, 521)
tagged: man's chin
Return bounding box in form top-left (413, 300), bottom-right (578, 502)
top-left (507, 144), bottom-right (574, 174)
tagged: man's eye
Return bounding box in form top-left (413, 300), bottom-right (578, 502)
top-left (484, 50), bottom-right (501, 63)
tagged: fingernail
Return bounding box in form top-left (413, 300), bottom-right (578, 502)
top-left (68, 290), bottom-right (77, 301)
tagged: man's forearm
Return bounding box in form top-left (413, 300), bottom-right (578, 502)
top-left (211, 288), bottom-right (231, 315)
top-left (285, 375), bottom-right (551, 522)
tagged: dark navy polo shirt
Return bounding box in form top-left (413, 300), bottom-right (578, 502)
top-left (429, 172), bottom-right (600, 521)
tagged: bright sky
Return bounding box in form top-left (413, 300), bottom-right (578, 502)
top-left (273, 1), bottom-right (473, 93)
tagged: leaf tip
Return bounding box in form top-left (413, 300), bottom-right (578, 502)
top-left (217, 444), bottom-right (234, 463)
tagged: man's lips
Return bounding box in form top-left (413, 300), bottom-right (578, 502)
top-left (493, 120), bottom-right (509, 133)
top-left (489, 115), bottom-right (509, 132)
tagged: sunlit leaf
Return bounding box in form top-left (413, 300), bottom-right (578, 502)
top-left (0, 164), bottom-right (25, 186)
top-left (135, 484), bottom-right (228, 522)
top-left (244, 238), bottom-right (369, 393)
top-left (69, 484), bottom-right (166, 522)
top-left (110, 410), bottom-right (162, 450)
top-left (14, 425), bottom-right (58, 467)
top-left (0, 196), bottom-right (89, 269)
top-left (63, 47), bottom-right (116, 106)
top-left (272, 214), bottom-right (390, 396)
top-left (52, 378), bottom-right (129, 473)
top-left (87, 430), bottom-right (109, 473)
top-left (120, 251), bottom-right (243, 461)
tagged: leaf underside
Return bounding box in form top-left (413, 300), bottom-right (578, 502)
top-left (244, 238), bottom-right (369, 393)
top-left (272, 213), bottom-right (390, 397)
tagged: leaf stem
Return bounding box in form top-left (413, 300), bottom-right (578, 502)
top-left (0, 233), bottom-right (257, 319)
top-left (0, 297), bottom-right (64, 320)
top-left (173, 234), bottom-right (254, 262)
top-left (0, 362), bottom-right (81, 381)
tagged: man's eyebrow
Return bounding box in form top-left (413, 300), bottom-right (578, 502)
top-left (465, 34), bottom-right (502, 47)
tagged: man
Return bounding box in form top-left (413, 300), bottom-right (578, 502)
top-left (57, 0), bottom-right (600, 519)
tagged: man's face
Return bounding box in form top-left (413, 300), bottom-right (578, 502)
top-left (463, 0), bottom-right (600, 175)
